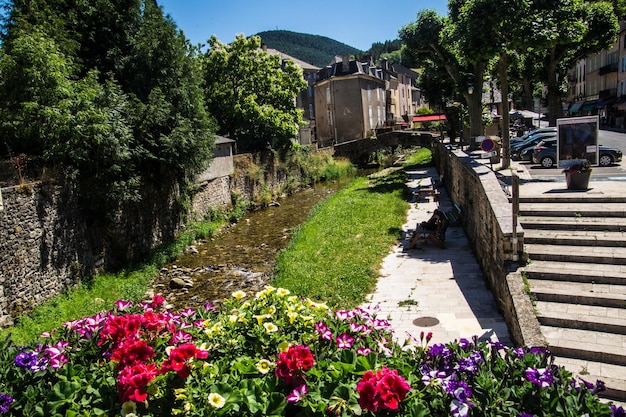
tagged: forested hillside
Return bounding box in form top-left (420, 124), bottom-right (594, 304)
top-left (256, 30), bottom-right (361, 67)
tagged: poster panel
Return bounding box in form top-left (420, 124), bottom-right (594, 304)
top-left (556, 115), bottom-right (599, 168)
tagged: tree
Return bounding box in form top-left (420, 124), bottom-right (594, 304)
top-left (528, 0), bottom-right (618, 126)
top-left (400, 9), bottom-right (488, 140)
top-left (202, 35), bottom-right (307, 153)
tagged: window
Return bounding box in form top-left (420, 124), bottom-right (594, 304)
top-left (367, 83), bottom-right (372, 101)
top-left (368, 105), bottom-right (374, 128)
top-left (326, 87), bottom-right (331, 104)
top-left (309, 103), bottom-right (314, 118)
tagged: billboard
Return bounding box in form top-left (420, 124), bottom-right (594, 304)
top-left (556, 115), bottom-right (599, 168)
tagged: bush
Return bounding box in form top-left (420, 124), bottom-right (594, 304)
top-left (0, 288), bottom-right (622, 416)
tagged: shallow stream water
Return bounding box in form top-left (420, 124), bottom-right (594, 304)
top-left (150, 179), bottom-right (351, 310)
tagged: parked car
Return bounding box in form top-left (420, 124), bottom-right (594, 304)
top-left (532, 138), bottom-right (623, 168)
top-left (510, 127), bottom-right (557, 146)
top-left (511, 132), bottom-right (557, 160)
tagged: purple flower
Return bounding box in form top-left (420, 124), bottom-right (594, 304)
top-left (489, 340), bottom-right (505, 351)
top-left (286, 384), bottom-right (308, 403)
top-left (0, 394), bottom-right (14, 413)
top-left (14, 351), bottom-right (48, 372)
top-left (203, 302), bottom-right (216, 312)
top-left (517, 414), bottom-right (535, 417)
top-left (114, 299), bottom-right (133, 310)
top-left (610, 404), bottom-right (626, 417)
top-left (314, 321), bottom-right (332, 340)
top-left (335, 310), bottom-right (355, 320)
top-left (356, 347), bottom-right (372, 355)
top-left (336, 333), bottom-right (354, 349)
top-left (458, 338), bottom-right (471, 350)
top-left (444, 380), bottom-right (473, 400)
top-left (525, 367), bottom-right (554, 388)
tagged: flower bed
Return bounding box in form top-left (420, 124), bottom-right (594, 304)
top-left (0, 287), bottom-right (624, 416)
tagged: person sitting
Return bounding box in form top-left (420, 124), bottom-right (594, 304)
top-left (407, 209), bottom-right (442, 249)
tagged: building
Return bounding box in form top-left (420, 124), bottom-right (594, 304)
top-left (313, 56), bottom-right (387, 147)
top-left (380, 60), bottom-right (420, 128)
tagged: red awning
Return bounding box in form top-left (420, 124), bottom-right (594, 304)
top-left (412, 114), bottom-right (447, 122)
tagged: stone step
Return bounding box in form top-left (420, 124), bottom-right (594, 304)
top-left (550, 349), bottom-right (626, 403)
top-left (519, 216), bottom-right (626, 232)
top-left (528, 279), bottom-right (626, 308)
top-left (518, 195), bottom-right (626, 204)
top-left (525, 243), bottom-right (626, 265)
top-left (523, 229), bottom-right (626, 247)
top-left (523, 260), bottom-right (626, 285)
top-left (519, 202), bottom-right (626, 218)
top-left (535, 301), bottom-right (626, 338)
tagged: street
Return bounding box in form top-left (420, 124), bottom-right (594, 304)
top-left (517, 128), bottom-right (626, 181)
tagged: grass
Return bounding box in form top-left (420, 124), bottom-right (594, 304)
top-left (272, 166), bottom-right (413, 309)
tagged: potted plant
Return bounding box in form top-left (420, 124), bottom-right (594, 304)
top-left (563, 160), bottom-right (592, 190)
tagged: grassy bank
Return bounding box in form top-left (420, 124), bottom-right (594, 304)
top-left (272, 147), bottom-right (432, 308)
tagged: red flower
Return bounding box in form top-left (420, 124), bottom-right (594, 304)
top-left (110, 339), bottom-right (155, 370)
top-left (275, 345), bottom-right (315, 386)
top-left (161, 343), bottom-right (209, 378)
top-left (117, 362), bottom-right (159, 403)
top-left (356, 367), bottom-right (411, 413)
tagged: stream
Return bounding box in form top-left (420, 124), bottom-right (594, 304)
top-left (149, 179), bottom-right (351, 310)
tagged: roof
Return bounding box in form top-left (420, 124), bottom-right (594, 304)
top-left (215, 135), bottom-right (235, 145)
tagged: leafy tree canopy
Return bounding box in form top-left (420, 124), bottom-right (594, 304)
top-left (202, 35), bottom-right (306, 153)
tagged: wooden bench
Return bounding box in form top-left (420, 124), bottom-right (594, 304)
top-left (446, 204), bottom-right (462, 226)
top-left (413, 187), bottom-right (440, 202)
top-left (408, 211), bottom-right (449, 249)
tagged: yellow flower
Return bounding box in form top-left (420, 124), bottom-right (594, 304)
top-left (277, 341), bottom-right (290, 353)
top-left (228, 314), bottom-right (238, 323)
top-left (301, 315), bottom-right (315, 325)
top-left (121, 401), bottom-right (136, 417)
top-left (208, 393), bottom-right (226, 408)
top-left (241, 301), bottom-right (251, 309)
top-left (276, 288), bottom-right (291, 297)
top-left (263, 305), bottom-right (276, 315)
top-left (232, 290), bottom-right (246, 300)
top-left (264, 322), bottom-right (279, 333)
top-left (287, 295), bottom-right (298, 303)
top-left (173, 388), bottom-right (187, 401)
top-left (253, 314), bottom-right (269, 325)
top-left (287, 312), bottom-right (299, 324)
top-left (256, 359), bottom-right (273, 374)
top-left (307, 300), bottom-right (328, 310)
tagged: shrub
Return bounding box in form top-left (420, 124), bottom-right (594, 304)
top-left (0, 288), bottom-right (622, 417)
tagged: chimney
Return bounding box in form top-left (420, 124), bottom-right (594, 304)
top-left (342, 55), bottom-right (350, 73)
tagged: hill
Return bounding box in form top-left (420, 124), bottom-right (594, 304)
top-left (255, 30), bottom-right (362, 68)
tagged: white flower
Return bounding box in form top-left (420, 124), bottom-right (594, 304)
top-left (264, 322), bottom-right (278, 333)
top-left (256, 359), bottom-right (273, 374)
top-left (208, 392), bottom-right (226, 408)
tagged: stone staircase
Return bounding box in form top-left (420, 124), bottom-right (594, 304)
top-left (519, 194), bottom-right (626, 402)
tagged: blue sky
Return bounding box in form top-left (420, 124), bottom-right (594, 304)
top-left (157, 0), bottom-right (449, 51)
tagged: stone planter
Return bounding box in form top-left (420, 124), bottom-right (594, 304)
top-left (565, 170), bottom-right (591, 190)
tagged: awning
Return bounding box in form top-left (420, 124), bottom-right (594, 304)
top-left (569, 102), bottom-right (583, 113)
top-left (596, 98), bottom-right (615, 108)
top-left (412, 114), bottom-right (446, 122)
top-left (580, 100), bottom-right (598, 112)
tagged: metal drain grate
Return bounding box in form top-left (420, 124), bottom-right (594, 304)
top-left (412, 317), bottom-right (440, 327)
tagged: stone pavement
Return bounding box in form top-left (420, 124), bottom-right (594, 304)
top-left (363, 166), bottom-right (513, 347)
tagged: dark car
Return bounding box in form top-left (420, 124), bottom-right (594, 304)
top-left (510, 127), bottom-right (557, 147)
top-left (511, 132), bottom-right (557, 160)
top-left (532, 138), bottom-right (623, 168)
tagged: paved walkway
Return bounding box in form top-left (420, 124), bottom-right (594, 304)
top-left (363, 166), bottom-right (513, 347)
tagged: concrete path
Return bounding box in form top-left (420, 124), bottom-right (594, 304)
top-left (363, 166), bottom-right (513, 347)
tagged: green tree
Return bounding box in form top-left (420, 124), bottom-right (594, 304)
top-left (0, 27), bottom-right (140, 210)
top-left (528, 0), bottom-right (618, 126)
top-left (202, 35), bottom-right (307, 153)
top-left (400, 9), bottom-right (487, 140)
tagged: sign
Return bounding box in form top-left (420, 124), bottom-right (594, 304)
top-left (481, 138), bottom-right (496, 152)
top-left (481, 151), bottom-right (497, 158)
top-left (556, 115), bottom-right (599, 168)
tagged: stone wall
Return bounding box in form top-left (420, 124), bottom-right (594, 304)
top-left (0, 184), bottom-right (92, 327)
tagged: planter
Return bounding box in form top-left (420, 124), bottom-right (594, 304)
top-left (565, 170), bottom-right (591, 190)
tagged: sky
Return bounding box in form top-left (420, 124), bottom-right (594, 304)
top-left (157, 0), bottom-right (449, 51)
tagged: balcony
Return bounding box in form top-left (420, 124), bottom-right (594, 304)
top-left (599, 62), bottom-right (618, 75)
top-left (599, 88), bottom-right (617, 99)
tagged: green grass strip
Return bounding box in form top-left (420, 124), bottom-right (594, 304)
top-left (272, 169), bottom-right (411, 309)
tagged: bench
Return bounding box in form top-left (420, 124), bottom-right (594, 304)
top-left (408, 211), bottom-right (449, 249)
top-left (413, 187), bottom-right (440, 202)
top-left (446, 204), bottom-right (462, 226)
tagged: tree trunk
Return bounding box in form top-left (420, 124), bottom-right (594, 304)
top-left (463, 64), bottom-right (485, 146)
top-left (499, 53), bottom-right (511, 169)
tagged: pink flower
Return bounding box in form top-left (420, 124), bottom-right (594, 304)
top-left (275, 345), bottom-right (315, 386)
top-left (314, 321), bottom-right (333, 340)
top-left (357, 347), bottom-right (372, 355)
top-left (336, 333), bottom-right (354, 349)
top-left (170, 331), bottom-right (193, 345)
top-left (335, 310), bottom-right (356, 320)
top-left (114, 300), bottom-right (133, 310)
top-left (286, 384), bottom-right (308, 403)
top-left (161, 343), bottom-right (209, 378)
